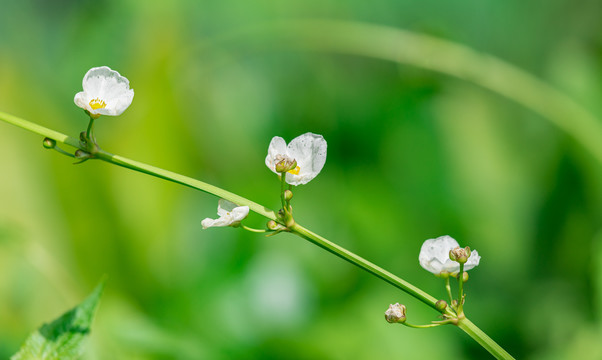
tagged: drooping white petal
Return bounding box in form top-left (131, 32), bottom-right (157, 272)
top-left (202, 199), bottom-right (249, 229)
top-left (264, 132), bottom-right (327, 186)
top-left (74, 66), bottom-right (134, 116)
top-left (265, 136), bottom-right (289, 173)
top-left (418, 235), bottom-right (480, 275)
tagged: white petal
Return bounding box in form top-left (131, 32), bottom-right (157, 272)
top-left (203, 200), bottom-right (250, 229)
top-left (464, 250), bottom-right (481, 271)
top-left (265, 136), bottom-right (288, 174)
top-left (419, 235), bottom-right (460, 274)
top-left (218, 199), bottom-right (239, 216)
top-left (74, 91), bottom-right (92, 112)
top-left (285, 133), bottom-right (327, 185)
top-left (230, 206), bottom-right (250, 221)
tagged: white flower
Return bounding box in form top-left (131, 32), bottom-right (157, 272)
top-left (265, 132), bottom-right (327, 186)
top-left (201, 199), bottom-right (249, 229)
top-left (74, 66), bottom-right (134, 117)
top-left (418, 235), bottom-right (481, 275)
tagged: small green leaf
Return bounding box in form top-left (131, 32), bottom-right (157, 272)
top-left (11, 280), bottom-right (105, 360)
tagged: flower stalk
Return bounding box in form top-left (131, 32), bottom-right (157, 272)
top-left (0, 110), bottom-right (514, 360)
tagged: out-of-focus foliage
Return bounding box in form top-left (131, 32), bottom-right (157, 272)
top-left (1, 0), bottom-right (601, 359)
top-left (11, 281), bottom-right (104, 360)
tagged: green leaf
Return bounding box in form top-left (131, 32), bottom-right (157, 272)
top-left (11, 280), bottom-right (105, 360)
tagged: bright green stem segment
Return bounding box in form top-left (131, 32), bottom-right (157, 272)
top-left (458, 318), bottom-right (515, 360)
top-left (0, 110), bottom-right (514, 359)
top-left (290, 223), bottom-right (441, 310)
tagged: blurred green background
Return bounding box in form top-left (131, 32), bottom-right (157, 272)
top-left (1, 0), bottom-right (602, 359)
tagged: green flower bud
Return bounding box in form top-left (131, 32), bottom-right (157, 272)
top-left (267, 220), bottom-right (280, 230)
top-left (435, 300), bottom-right (448, 312)
top-left (284, 189), bottom-right (293, 202)
top-left (457, 271), bottom-right (469, 282)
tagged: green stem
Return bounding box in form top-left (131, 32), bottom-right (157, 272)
top-left (241, 225), bottom-right (267, 233)
top-left (402, 322), bottom-right (442, 329)
top-left (457, 318), bottom-right (515, 360)
top-left (86, 117), bottom-right (95, 142)
top-left (280, 172), bottom-right (287, 212)
top-left (290, 222), bottom-right (441, 311)
top-left (444, 276), bottom-right (454, 305)
top-left (0, 110), bottom-right (511, 359)
top-left (458, 263), bottom-right (465, 315)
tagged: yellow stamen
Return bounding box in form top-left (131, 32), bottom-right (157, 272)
top-left (89, 98), bottom-right (107, 110)
top-left (288, 166), bottom-right (301, 175)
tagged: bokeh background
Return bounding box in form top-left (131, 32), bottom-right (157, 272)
top-left (1, 0), bottom-right (602, 359)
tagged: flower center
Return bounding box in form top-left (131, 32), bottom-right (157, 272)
top-left (288, 166), bottom-right (301, 175)
top-left (89, 98), bottom-right (107, 110)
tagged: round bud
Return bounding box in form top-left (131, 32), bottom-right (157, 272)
top-left (435, 300), bottom-right (448, 312)
top-left (284, 190), bottom-right (293, 202)
top-left (267, 220), bottom-right (280, 230)
top-left (42, 138), bottom-right (56, 149)
top-left (457, 271), bottom-right (469, 282)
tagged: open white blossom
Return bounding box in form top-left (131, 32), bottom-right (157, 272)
top-left (201, 199), bottom-right (249, 229)
top-left (265, 132), bottom-right (327, 186)
top-left (74, 66), bottom-right (134, 117)
top-left (419, 235), bottom-right (480, 275)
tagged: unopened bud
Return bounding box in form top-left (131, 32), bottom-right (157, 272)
top-left (435, 300), bottom-right (448, 311)
top-left (284, 189), bottom-right (293, 202)
top-left (275, 155), bottom-right (297, 173)
top-left (42, 138), bottom-right (56, 149)
top-left (450, 246), bottom-right (469, 264)
top-left (267, 220), bottom-right (280, 230)
top-left (74, 150), bottom-right (91, 159)
top-left (451, 299), bottom-right (459, 308)
top-left (384, 303), bottom-right (406, 323)
top-left (438, 270), bottom-right (450, 279)
top-left (457, 271), bottom-right (469, 282)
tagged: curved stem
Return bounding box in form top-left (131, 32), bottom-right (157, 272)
top-left (0, 111), bottom-right (511, 359)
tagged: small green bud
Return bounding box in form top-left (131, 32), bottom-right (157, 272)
top-left (284, 189), bottom-right (293, 202)
top-left (435, 300), bottom-right (448, 312)
top-left (267, 220), bottom-right (280, 230)
top-left (452, 299), bottom-right (459, 308)
top-left (74, 150), bottom-right (91, 159)
top-left (42, 138), bottom-right (56, 149)
top-left (457, 271), bottom-right (469, 282)
top-left (438, 271), bottom-right (450, 279)
top-left (384, 303), bottom-right (406, 323)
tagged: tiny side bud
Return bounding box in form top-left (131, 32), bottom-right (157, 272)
top-left (267, 220), bottom-right (280, 230)
top-left (435, 300), bottom-right (448, 312)
top-left (457, 271), bottom-right (469, 282)
top-left (42, 138), bottom-right (56, 149)
top-left (384, 303), bottom-right (406, 323)
top-left (284, 189), bottom-right (293, 202)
